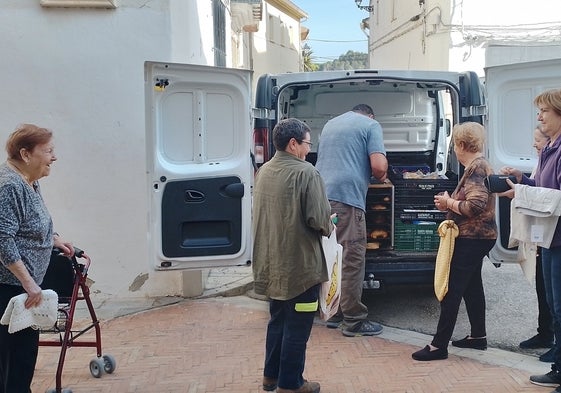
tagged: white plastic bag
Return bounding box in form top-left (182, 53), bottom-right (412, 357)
top-left (319, 228), bottom-right (343, 321)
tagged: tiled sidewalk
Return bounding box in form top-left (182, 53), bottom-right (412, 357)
top-left (33, 295), bottom-right (550, 393)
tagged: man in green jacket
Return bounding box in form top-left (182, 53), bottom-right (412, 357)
top-left (253, 118), bottom-right (333, 393)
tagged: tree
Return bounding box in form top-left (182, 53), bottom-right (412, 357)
top-left (319, 50), bottom-right (369, 71)
top-left (302, 44), bottom-right (319, 72)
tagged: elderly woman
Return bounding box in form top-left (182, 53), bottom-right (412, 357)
top-left (0, 124), bottom-right (73, 392)
top-left (500, 126), bottom-right (554, 361)
top-left (521, 89), bottom-right (561, 392)
top-left (412, 122), bottom-right (497, 361)
top-left (253, 118), bottom-right (333, 393)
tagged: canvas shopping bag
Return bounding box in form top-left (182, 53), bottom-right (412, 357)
top-left (319, 228), bottom-right (343, 321)
top-left (434, 220), bottom-right (459, 301)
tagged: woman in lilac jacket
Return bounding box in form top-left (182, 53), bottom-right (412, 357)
top-left (519, 89), bottom-right (561, 392)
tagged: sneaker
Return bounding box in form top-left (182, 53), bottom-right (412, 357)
top-left (520, 334), bottom-right (554, 349)
top-left (530, 368), bottom-right (561, 387)
top-left (341, 320), bottom-right (383, 337)
top-left (326, 315), bottom-right (343, 329)
top-left (540, 347), bottom-right (556, 363)
top-left (277, 380), bottom-right (320, 393)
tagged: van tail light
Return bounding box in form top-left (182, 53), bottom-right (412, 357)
top-left (253, 127), bottom-right (270, 166)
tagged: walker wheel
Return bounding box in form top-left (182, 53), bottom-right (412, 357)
top-left (102, 354), bottom-right (117, 374)
top-left (89, 357), bottom-right (105, 378)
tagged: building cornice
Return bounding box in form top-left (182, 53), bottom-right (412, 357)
top-left (267, 0), bottom-right (307, 20)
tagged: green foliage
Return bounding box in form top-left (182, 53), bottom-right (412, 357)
top-left (318, 50), bottom-right (369, 71)
top-left (302, 45), bottom-right (319, 72)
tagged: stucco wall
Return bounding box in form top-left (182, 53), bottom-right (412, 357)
top-left (252, 2), bottom-right (302, 76)
top-left (368, 0), bottom-right (450, 71)
top-left (0, 0), bottom-right (218, 300)
top-left (368, 0), bottom-right (561, 75)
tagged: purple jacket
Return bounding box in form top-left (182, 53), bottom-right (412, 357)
top-left (522, 136), bottom-right (561, 248)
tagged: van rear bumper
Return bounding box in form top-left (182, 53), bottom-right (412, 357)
top-left (364, 253), bottom-right (436, 288)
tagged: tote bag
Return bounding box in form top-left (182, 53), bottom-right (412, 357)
top-left (319, 228), bottom-right (343, 321)
top-left (434, 220), bottom-right (459, 301)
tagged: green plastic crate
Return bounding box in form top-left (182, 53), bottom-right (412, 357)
top-left (394, 221), bottom-right (440, 251)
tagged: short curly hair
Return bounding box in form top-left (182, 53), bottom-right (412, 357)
top-left (451, 122), bottom-right (485, 153)
top-left (6, 124), bottom-right (53, 161)
top-left (534, 88), bottom-right (561, 117)
top-left (272, 118), bottom-right (311, 151)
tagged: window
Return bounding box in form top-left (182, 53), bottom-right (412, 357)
top-left (213, 0), bottom-right (226, 67)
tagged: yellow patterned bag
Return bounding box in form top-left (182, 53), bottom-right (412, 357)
top-left (434, 220), bottom-right (459, 301)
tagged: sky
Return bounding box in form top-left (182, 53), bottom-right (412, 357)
top-left (291, 0), bottom-right (370, 63)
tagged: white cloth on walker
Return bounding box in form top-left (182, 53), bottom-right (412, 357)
top-left (0, 289), bottom-right (58, 333)
top-left (509, 184), bottom-right (561, 282)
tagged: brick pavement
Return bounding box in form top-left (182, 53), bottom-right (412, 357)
top-left (32, 296), bottom-right (551, 393)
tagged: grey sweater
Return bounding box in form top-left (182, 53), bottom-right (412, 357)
top-left (0, 163), bottom-right (54, 286)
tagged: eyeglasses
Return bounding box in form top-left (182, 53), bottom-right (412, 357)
top-left (300, 140), bottom-right (313, 147)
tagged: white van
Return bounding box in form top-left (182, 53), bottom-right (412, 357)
top-left (144, 59), bottom-right (561, 289)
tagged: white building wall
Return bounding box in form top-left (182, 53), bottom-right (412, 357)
top-left (368, 0), bottom-right (450, 71)
top-left (0, 0), bottom-right (224, 300)
top-left (170, 1), bottom-right (215, 65)
top-left (252, 2), bottom-right (303, 76)
top-left (0, 0), bottom-right (305, 301)
top-left (369, 0), bottom-right (561, 75)
top-left (447, 0), bottom-right (561, 75)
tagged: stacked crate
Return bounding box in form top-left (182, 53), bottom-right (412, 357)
top-left (394, 221), bottom-right (439, 251)
top-left (392, 178), bottom-right (457, 252)
top-left (365, 184), bottom-right (394, 251)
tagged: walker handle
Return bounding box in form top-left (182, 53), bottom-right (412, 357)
top-left (73, 247), bottom-right (84, 258)
top-left (53, 246), bottom-right (84, 258)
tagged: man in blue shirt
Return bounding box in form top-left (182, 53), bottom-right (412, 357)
top-left (316, 104), bottom-right (388, 337)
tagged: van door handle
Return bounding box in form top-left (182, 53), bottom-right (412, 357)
top-left (184, 190), bottom-right (205, 203)
top-left (222, 183), bottom-right (244, 198)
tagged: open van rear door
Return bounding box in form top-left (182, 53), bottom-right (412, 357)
top-left (485, 58), bottom-right (561, 264)
top-left (145, 62), bottom-right (253, 270)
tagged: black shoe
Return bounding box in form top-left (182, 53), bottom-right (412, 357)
top-left (326, 315), bottom-right (343, 329)
top-left (530, 367), bottom-right (561, 387)
top-left (540, 347), bottom-right (556, 363)
top-left (262, 376), bottom-right (278, 391)
top-left (520, 334), bottom-right (554, 349)
top-left (412, 345), bottom-right (448, 361)
top-left (451, 335), bottom-right (487, 350)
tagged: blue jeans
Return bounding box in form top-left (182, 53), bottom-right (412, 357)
top-left (535, 249), bottom-right (554, 340)
top-left (541, 246), bottom-right (561, 370)
top-left (264, 284), bottom-right (319, 390)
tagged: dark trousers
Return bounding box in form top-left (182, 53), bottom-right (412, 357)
top-left (431, 238), bottom-right (496, 349)
top-left (541, 246), bottom-right (561, 369)
top-left (0, 284), bottom-right (39, 393)
top-left (536, 248), bottom-right (554, 340)
top-left (264, 284), bottom-right (320, 390)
